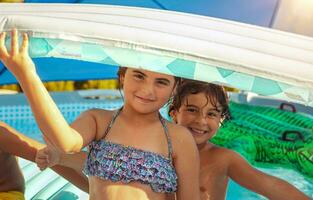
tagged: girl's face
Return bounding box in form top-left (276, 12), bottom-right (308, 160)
top-left (172, 92), bottom-right (222, 145)
top-left (121, 68), bottom-right (175, 114)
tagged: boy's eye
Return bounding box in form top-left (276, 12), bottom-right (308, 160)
top-left (207, 111), bottom-right (221, 118)
top-left (186, 108), bottom-right (198, 113)
top-left (208, 112), bottom-right (217, 117)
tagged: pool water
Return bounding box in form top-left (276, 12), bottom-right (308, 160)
top-left (1, 91), bottom-right (312, 199)
top-left (11, 119), bottom-right (313, 199)
top-left (227, 167), bottom-right (313, 199)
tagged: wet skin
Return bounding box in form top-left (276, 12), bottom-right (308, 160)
top-left (172, 92), bottom-right (311, 200)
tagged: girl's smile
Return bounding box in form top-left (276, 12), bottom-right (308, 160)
top-left (122, 69), bottom-right (175, 114)
top-left (134, 94), bottom-right (156, 104)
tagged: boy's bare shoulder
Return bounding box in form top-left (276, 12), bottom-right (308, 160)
top-left (206, 145), bottom-right (244, 162)
top-left (208, 145), bottom-right (231, 153)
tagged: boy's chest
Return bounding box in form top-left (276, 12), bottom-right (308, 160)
top-left (200, 157), bottom-right (229, 189)
top-left (199, 165), bottom-right (229, 200)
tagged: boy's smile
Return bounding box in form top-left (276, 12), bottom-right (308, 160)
top-left (173, 92), bottom-right (222, 146)
top-left (188, 127), bottom-right (208, 136)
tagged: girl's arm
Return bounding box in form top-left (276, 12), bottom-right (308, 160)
top-left (0, 30), bottom-right (95, 152)
top-left (227, 149), bottom-right (310, 200)
top-left (172, 125), bottom-right (200, 200)
top-left (0, 121), bottom-right (89, 192)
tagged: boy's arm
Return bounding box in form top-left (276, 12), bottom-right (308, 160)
top-left (0, 121), bottom-right (44, 160)
top-left (37, 145), bottom-right (87, 173)
top-left (0, 122), bottom-right (89, 193)
top-left (50, 165), bottom-right (88, 193)
top-left (60, 151), bottom-right (87, 173)
top-left (227, 149), bottom-right (310, 200)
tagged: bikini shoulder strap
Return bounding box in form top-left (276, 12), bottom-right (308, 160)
top-left (102, 107), bottom-right (122, 139)
top-left (159, 114), bottom-right (173, 161)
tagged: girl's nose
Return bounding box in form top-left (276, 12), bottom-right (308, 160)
top-left (141, 82), bottom-right (154, 95)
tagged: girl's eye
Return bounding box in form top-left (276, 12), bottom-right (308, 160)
top-left (156, 80), bottom-right (169, 86)
top-left (133, 74), bottom-right (144, 80)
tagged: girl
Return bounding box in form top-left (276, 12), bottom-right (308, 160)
top-left (0, 29), bottom-right (200, 200)
top-left (169, 80), bottom-right (310, 200)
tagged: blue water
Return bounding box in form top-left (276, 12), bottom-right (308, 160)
top-left (227, 167), bottom-right (313, 199)
top-left (1, 94), bottom-right (312, 199)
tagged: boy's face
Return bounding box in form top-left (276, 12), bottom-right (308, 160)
top-left (172, 92), bottom-right (222, 145)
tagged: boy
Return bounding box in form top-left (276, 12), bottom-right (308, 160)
top-left (0, 121), bottom-right (89, 196)
top-left (169, 80), bottom-right (310, 200)
top-left (0, 150), bottom-right (25, 200)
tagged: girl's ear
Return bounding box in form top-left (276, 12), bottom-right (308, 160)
top-left (169, 110), bottom-right (178, 123)
top-left (119, 75), bottom-right (125, 88)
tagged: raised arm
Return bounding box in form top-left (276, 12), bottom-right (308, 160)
top-left (0, 29), bottom-right (95, 152)
top-left (227, 149), bottom-right (310, 200)
top-left (172, 125), bottom-right (200, 200)
top-left (0, 121), bottom-right (89, 193)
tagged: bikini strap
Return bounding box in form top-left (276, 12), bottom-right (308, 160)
top-left (159, 114), bottom-right (173, 161)
top-left (102, 109), bottom-right (173, 161)
top-left (102, 107), bottom-right (122, 139)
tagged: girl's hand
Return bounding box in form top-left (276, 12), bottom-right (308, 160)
top-left (0, 29), bottom-right (36, 79)
top-left (35, 146), bottom-right (61, 170)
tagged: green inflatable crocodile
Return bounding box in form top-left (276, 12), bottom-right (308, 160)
top-left (211, 102), bottom-right (313, 180)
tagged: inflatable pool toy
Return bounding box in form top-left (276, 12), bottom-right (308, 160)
top-left (0, 4), bottom-right (313, 106)
top-left (212, 102), bottom-right (313, 179)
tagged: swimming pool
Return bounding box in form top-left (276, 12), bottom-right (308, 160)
top-left (1, 90), bottom-right (312, 199)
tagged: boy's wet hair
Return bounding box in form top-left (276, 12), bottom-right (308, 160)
top-left (169, 79), bottom-right (231, 121)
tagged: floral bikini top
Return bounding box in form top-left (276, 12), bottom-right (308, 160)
top-left (83, 108), bottom-right (178, 193)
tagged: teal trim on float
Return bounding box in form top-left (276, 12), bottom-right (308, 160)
top-left (21, 37), bottom-right (312, 107)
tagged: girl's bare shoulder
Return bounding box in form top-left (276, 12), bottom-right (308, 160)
top-left (81, 108), bottom-right (117, 140)
top-left (85, 108), bottom-right (114, 118)
top-left (166, 121), bottom-right (194, 142)
top-left (165, 121), bottom-right (198, 155)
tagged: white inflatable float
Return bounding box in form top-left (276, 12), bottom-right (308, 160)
top-left (0, 3), bottom-right (313, 106)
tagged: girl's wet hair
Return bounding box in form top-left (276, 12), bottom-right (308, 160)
top-left (117, 67), bottom-right (181, 105)
top-left (117, 67), bottom-right (181, 89)
top-left (169, 79), bottom-right (231, 121)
